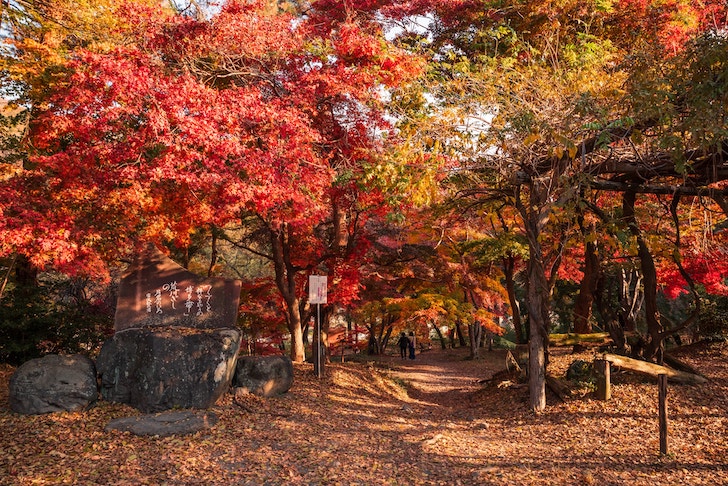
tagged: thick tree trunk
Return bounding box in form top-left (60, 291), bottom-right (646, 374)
top-left (271, 224), bottom-right (306, 363)
top-left (527, 264), bottom-right (547, 412)
top-left (623, 191), bottom-right (663, 360)
top-left (288, 309), bottom-right (305, 362)
top-left (514, 179), bottom-right (552, 413)
top-left (573, 227), bottom-right (599, 335)
top-left (455, 319), bottom-right (467, 347)
top-left (524, 211), bottom-right (549, 412)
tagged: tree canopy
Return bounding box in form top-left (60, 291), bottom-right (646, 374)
top-left (2, 0), bottom-right (728, 411)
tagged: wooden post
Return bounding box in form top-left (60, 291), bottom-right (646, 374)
top-left (659, 373), bottom-right (668, 455)
top-left (595, 358), bottom-right (611, 401)
top-left (341, 330), bottom-right (345, 363)
top-left (312, 305), bottom-right (325, 378)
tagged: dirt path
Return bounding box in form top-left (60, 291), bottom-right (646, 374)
top-left (373, 346), bottom-right (509, 409)
top-left (3, 344), bottom-right (727, 485)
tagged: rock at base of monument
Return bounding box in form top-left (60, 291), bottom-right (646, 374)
top-left (97, 327), bottom-right (241, 413)
top-left (106, 410), bottom-right (217, 437)
top-left (9, 354), bottom-right (97, 415)
top-left (231, 355), bottom-right (294, 397)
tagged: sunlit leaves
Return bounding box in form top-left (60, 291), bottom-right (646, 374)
top-left (616, 0), bottom-right (727, 53)
top-left (0, 0), bottom-right (426, 282)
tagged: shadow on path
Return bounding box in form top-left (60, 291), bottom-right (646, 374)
top-left (379, 347), bottom-right (509, 409)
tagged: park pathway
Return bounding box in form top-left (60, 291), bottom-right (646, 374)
top-left (381, 346), bottom-right (509, 409)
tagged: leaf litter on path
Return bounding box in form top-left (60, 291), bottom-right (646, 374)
top-left (1, 343), bottom-right (727, 485)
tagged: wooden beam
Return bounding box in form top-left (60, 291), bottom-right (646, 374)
top-left (549, 332), bottom-right (611, 346)
top-left (588, 180), bottom-right (728, 197)
top-left (602, 353), bottom-right (707, 385)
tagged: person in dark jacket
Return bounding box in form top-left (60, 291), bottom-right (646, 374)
top-left (397, 332), bottom-right (409, 359)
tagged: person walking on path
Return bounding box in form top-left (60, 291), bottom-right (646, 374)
top-left (408, 331), bottom-right (416, 359)
top-left (397, 332), bottom-right (409, 359)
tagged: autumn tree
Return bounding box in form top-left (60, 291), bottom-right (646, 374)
top-left (353, 205), bottom-right (507, 357)
top-left (382, 0), bottom-right (728, 411)
top-left (382, 0), bottom-right (627, 411)
top-left (0, 0), bottom-right (173, 359)
top-left (0, 0), bottom-right (427, 363)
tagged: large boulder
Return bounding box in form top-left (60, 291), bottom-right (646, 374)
top-left (97, 327), bottom-right (241, 413)
top-left (9, 354), bottom-right (97, 414)
top-left (232, 355), bottom-right (294, 397)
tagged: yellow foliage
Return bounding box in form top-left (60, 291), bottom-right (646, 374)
top-left (2, 0), bottom-right (165, 100)
top-left (523, 132), bottom-right (540, 146)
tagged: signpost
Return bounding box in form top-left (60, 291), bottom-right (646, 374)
top-left (659, 374), bottom-right (668, 455)
top-left (309, 275), bottom-right (327, 378)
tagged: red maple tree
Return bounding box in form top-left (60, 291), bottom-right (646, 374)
top-left (0, 0), bottom-right (424, 361)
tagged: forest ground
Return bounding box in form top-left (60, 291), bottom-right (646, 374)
top-left (1, 341), bottom-right (727, 485)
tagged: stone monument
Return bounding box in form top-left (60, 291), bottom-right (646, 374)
top-left (114, 245), bottom-right (241, 331)
top-left (97, 244), bottom-right (243, 413)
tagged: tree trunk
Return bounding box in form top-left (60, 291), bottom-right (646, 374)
top-left (366, 314), bottom-right (394, 355)
top-left (504, 255), bottom-right (525, 344)
top-left (469, 322), bottom-right (482, 359)
top-left (573, 223), bottom-right (599, 336)
top-left (619, 268), bottom-right (643, 333)
top-left (367, 331), bottom-right (380, 354)
top-left (623, 191), bottom-right (663, 360)
top-left (302, 320), bottom-right (310, 347)
top-left (270, 224), bottom-right (306, 363)
top-left (455, 319), bottom-right (467, 347)
top-left (207, 231), bottom-right (218, 278)
top-left (381, 324), bottom-right (393, 354)
top-left (527, 270), bottom-right (547, 412)
top-left (524, 212), bottom-right (549, 412)
top-left (431, 324), bottom-right (447, 349)
top-left (288, 311), bottom-right (305, 362)
top-left (519, 179), bottom-right (553, 413)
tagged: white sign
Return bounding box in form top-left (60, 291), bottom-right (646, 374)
top-left (309, 275), bottom-right (328, 304)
